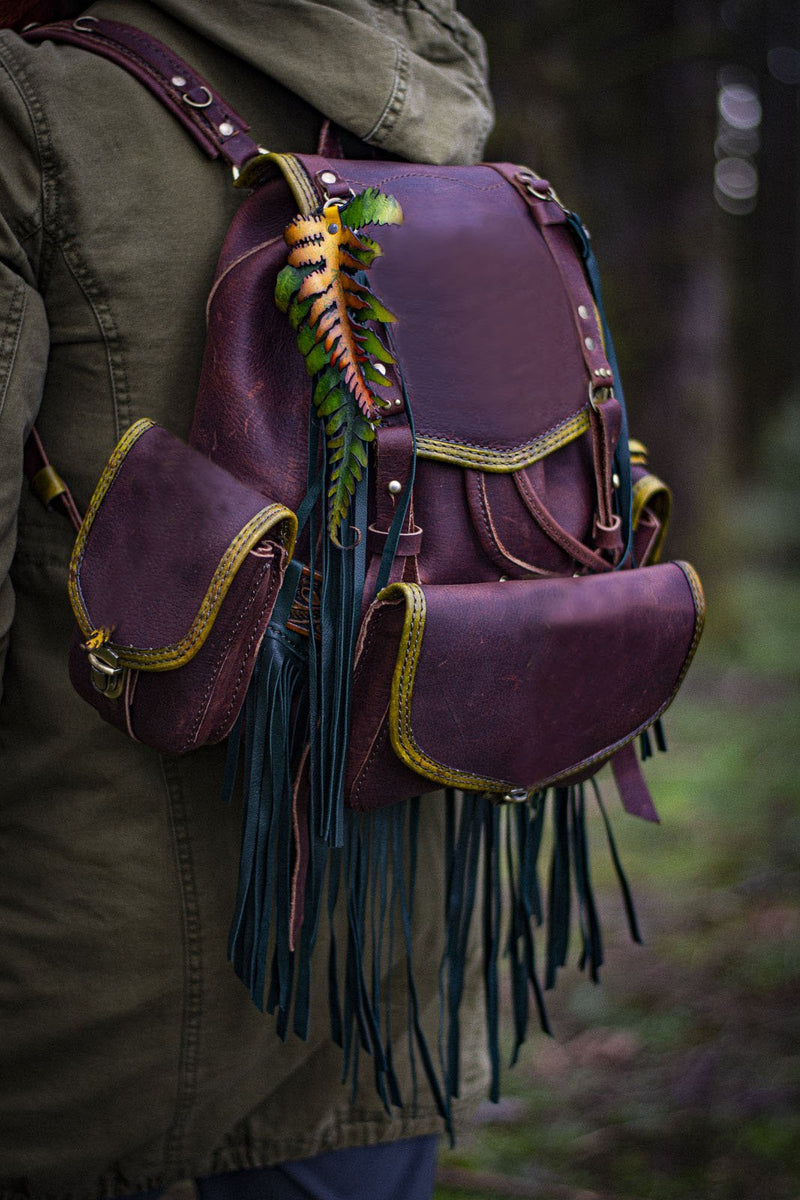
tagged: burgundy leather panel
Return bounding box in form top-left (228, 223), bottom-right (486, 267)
top-left (191, 238), bottom-right (313, 512)
top-left (345, 599), bottom-right (429, 810)
top-left (69, 542), bottom-right (286, 755)
top-left (73, 424), bottom-right (286, 649)
top-left (195, 156), bottom-right (589, 465)
top-left (346, 563), bottom-right (702, 807)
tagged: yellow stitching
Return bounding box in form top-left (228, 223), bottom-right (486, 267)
top-left (70, 428), bottom-right (297, 670)
top-left (68, 419), bottom-right (155, 627)
top-left (383, 560), bottom-right (706, 794)
top-left (386, 583), bottom-right (511, 791)
top-left (98, 504), bottom-right (295, 671)
top-left (416, 408), bottom-right (590, 471)
top-left (268, 153), bottom-right (317, 214)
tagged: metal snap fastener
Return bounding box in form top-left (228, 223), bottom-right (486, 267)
top-left (320, 171), bottom-right (338, 186)
top-left (171, 75), bottom-right (187, 87)
top-left (219, 121), bottom-right (235, 137)
top-left (388, 480), bottom-right (402, 495)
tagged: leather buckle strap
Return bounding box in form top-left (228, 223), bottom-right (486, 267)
top-left (487, 163), bottom-right (616, 392)
top-left (22, 18), bottom-right (263, 170)
top-left (22, 425), bottom-right (82, 533)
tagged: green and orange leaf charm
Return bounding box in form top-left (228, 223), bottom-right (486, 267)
top-left (275, 188), bottom-right (403, 544)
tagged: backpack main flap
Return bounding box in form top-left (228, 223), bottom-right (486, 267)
top-left (349, 565), bottom-right (704, 800)
top-left (68, 419), bottom-right (297, 669)
top-left (196, 159), bottom-right (597, 503)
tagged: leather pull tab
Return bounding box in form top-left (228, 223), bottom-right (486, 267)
top-left (611, 742), bottom-right (660, 823)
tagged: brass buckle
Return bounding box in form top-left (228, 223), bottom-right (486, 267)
top-left (88, 645), bottom-right (126, 700)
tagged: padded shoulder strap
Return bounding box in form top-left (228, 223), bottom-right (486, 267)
top-left (23, 16), bottom-right (262, 169)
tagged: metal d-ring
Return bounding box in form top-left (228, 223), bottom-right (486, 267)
top-left (72, 15), bottom-right (99, 31)
top-left (183, 86), bottom-right (213, 109)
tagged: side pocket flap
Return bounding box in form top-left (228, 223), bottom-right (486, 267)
top-left (373, 563), bottom-right (704, 793)
top-left (68, 419), bottom-right (297, 670)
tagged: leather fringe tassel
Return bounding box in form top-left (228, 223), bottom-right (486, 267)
top-left (225, 769), bottom-right (641, 1132)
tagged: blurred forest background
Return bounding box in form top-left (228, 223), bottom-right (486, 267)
top-left (434, 2), bottom-right (800, 1198)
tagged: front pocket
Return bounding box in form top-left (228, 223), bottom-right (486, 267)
top-left (346, 562), bottom-right (704, 809)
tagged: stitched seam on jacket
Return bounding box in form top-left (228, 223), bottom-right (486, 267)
top-left (161, 757), bottom-right (204, 1174)
top-left (0, 37), bottom-right (57, 286)
top-left (0, 282), bottom-right (27, 425)
top-left (363, 42), bottom-right (410, 145)
top-left (58, 239), bottom-right (130, 444)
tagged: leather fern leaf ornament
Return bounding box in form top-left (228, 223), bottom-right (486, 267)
top-left (276, 189), bottom-right (402, 544)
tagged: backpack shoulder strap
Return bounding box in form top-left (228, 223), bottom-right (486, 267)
top-left (20, 16), bottom-right (268, 525)
top-left (22, 16), bottom-right (263, 171)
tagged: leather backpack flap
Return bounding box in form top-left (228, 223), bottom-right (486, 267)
top-left (68, 420), bottom-right (296, 755)
top-left (346, 563), bottom-right (705, 810)
top-left (192, 157), bottom-right (609, 583)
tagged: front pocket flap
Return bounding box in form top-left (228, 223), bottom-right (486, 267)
top-left (68, 420), bottom-right (297, 670)
top-left (377, 564), bottom-right (704, 792)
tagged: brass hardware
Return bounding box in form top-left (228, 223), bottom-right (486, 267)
top-left (30, 465), bottom-right (67, 509)
top-left (88, 646), bottom-right (126, 700)
top-left (183, 86), bottom-right (213, 109)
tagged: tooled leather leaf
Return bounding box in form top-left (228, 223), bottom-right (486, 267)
top-left (282, 211), bottom-right (394, 419)
top-left (276, 189), bottom-right (403, 540)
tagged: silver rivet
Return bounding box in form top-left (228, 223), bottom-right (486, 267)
top-left (327, 223), bottom-right (339, 234)
top-left (394, 398), bottom-right (403, 406)
top-left (219, 121), bottom-right (235, 137)
top-left (388, 480), bottom-right (402, 495)
top-left (612, 473), bottom-right (621, 488)
top-left (374, 363), bottom-right (387, 375)
top-left (171, 75), bottom-right (187, 87)
top-left (499, 575), bottom-right (508, 582)
top-left (578, 304), bottom-right (590, 320)
top-left (585, 337), bottom-right (596, 351)
top-left (320, 171), bottom-right (338, 185)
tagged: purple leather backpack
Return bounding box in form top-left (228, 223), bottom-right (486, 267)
top-left (25, 18), bottom-right (704, 1129)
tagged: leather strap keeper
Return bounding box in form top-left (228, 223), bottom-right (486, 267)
top-left (368, 524), bottom-right (423, 556)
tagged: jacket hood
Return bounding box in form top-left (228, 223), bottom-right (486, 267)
top-left (146, 0), bottom-right (494, 164)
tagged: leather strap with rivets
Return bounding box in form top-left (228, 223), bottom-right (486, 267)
top-left (22, 18), bottom-right (262, 169)
top-left (488, 163), bottom-right (616, 392)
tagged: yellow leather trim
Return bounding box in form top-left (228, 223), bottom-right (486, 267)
top-left (267, 153), bottom-right (318, 214)
top-left (382, 562), bottom-right (705, 796)
top-left (629, 437), bottom-right (648, 465)
top-left (68, 419), bottom-right (298, 672)
top-left (384, 582), bottom-right (512, 791)
top-left (416, 407), bottom-right (590, 472)
top-left (632, 472), bottom-right (672, 564)
top-left (68, 418), bottom-right (156, 628)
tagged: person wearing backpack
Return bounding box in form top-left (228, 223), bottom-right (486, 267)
top-left (0, 2), bottom-right (495, 1197)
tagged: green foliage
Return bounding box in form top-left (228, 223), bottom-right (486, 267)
top-left (339, 187), bottom-right (403, 230)
top-left (275, 188), bottom-right (403, 541)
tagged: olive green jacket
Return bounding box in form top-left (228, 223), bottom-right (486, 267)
top-left (0, 2), bottom-right (492, 1194)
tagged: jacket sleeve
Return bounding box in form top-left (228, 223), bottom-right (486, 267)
top-left (0, 45), bottom-right (51, 699)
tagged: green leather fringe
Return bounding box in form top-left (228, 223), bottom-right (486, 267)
top-left (223, 767), bottom-right (641, 1135)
